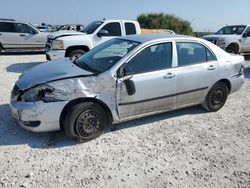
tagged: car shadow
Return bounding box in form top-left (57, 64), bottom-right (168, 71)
top-left (108, 106), bottom-right (205, 132)
top-left (244, 67), bottom-right (250, 79)
top-left (0, 102), bottom-right (206, 149)
top-left (6, 61), bottom-right (45, 73)
top-left (0, 51), bottom-right (45, 56)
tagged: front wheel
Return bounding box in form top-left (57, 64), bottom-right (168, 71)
top-left (202, 82), bottom-right (228, 112)
top-left (226, 44), bottom-right (239, 54)
top-left (69, 49), bottom-right (85, 61)
top-left (64, 102), bottom-right (108, 141)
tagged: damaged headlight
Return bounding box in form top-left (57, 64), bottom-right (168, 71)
top-left (21, 84), bottom-right (57, 102)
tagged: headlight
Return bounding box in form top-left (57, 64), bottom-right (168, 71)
top-left (52, 40), bottom-right (64, 50)
top-left (21, 84), bottom-right (55, 102)
top-left (217, 38), bottom-right (226, 47)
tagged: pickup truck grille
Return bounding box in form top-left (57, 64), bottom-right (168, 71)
top-left (46, 39), bottom-right (53, 50)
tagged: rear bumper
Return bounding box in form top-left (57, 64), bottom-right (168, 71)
top-left (230, 74), bottom-right (245, 94)
top-left (45, 49), bottom-right (65, 61)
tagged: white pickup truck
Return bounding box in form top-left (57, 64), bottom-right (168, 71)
top-left (202, 25), bottom-right (250, 54)
top-left (45, 19), bottom-right (141, 60)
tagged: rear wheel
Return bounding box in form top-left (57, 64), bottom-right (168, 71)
top-left (202, 82), bottom-right (228, 112)
top-left (69, 49), bottom-right (85, 61)
top-left (64, 102), bottom-right (107, 141)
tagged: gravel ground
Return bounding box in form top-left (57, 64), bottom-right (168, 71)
top-left (0, 53), bottom-right (250, 188)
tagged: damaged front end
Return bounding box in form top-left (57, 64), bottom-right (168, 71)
top-left (10, 74), bottom-right (117, 132)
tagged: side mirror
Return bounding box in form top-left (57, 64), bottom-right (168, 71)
top-left (124, 79), bottom-right (136, 96)
top-left (243, 33), bottom-right (247, 38)
top-left (97, 29), bottom-right (108, 37)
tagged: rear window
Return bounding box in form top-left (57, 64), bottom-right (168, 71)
top-left (125, 22), bottom-right (136, 35)
top-left (0, 22), bottom-right (16, 32)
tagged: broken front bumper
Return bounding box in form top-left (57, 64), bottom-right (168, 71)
top-left (10, 100), bottom-right (68, 132)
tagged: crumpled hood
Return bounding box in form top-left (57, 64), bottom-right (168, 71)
top-left (17, 58), bottom-right (93, 90)
top-left (48, 30), bottom-right (86, 40)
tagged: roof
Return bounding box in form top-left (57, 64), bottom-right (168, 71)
top-left (120, 34), bottom-right (194, 43)
top-left (0, 18), bottom-right (15, 22)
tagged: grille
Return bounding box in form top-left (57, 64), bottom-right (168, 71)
top-left (46, 39), bottom-right (53, 49)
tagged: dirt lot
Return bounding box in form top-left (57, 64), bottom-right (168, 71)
top-left (0, 53), bottom-right (250, 188)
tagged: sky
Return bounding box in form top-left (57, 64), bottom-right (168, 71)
top-left (1, 0), bottom-right (250, 32)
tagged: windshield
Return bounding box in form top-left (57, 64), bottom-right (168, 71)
top-left (80, 21), bottom-right (103, 34)
top-left (74, 38), bottom-right (140, 73)
top-left (215, 25), bottom-right (246, 35)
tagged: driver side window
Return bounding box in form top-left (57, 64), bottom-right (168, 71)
top-left (125, 42), bottom-right (172, 75)
top-left (101, 22), bottom-right (121, 36)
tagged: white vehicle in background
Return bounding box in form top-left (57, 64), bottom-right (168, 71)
top-left (0, 19), bottom-right (48, 52)
top-left (45, 19), bottom-right (141, 60)
top-left (202, 25), bottom-right (250, 54)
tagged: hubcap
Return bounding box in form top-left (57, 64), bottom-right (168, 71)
top-left (211, 89), bottom-right (224, 105)
top-left (76, 110), bottom-right (101, 138)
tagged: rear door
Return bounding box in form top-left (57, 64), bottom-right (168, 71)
top-left (174, 41), bottom-right (218, 107)
top-left (0, 22), bottom-right (23, 49)
top-left (117, 42), bottom-right (177, 119)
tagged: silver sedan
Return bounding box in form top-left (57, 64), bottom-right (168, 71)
top-left (10, 34), bottom-right (245, 141)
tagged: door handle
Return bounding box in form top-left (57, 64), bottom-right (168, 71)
top-left (163, 72), bottom-right (175, 79)
top-left (207, 65), bottom-right (216, 70)
top-left (0, 33), bottom-right (2, 36)
top-left (20, 34), bottom-right (26, 37)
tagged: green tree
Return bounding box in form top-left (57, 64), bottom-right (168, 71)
top-left (137, 13), bottom-right (194, 35)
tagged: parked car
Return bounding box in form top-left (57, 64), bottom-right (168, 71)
top-left (10, 34), bottom-right (245, 141)
top-left (202, 25), bottom-right (250, 54)
top-left (45, 19), bottom-right (141, 61)
top-left (0, 19), bottom-right (48, 52)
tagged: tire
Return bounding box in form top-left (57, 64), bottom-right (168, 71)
top-left (226, 44), bottom-right (239, 54)
top-left (202, 82), bottom-right (228, 112)
top-left (64, 102), bottom-right (107, 141)
top-left (69, 49), bottom-right (85, 61)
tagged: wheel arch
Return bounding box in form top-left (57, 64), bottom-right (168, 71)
top-left (215, 79), bottom-right (231, 93)
top-left (60, 97), bottom-right (113, 131)
top-left (65, 45), bottom-right (90, 57)
top-left (226, 42), bottom-right (240, 53)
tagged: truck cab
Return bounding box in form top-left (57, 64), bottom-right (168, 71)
top-left (45, 19), bottom-right (141, 60)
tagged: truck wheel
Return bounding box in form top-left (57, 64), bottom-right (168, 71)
top-left (64, 102), bottom-right (107, 141)
top-left (226, 44), bottom-right (239, 54)
top-left (202, 81), bottom-right (228, 112)
top-left (69, 49), bottom-right (85, 61)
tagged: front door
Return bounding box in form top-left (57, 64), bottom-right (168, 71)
top-left (15, 23), bottom-right (45, 49)
top-left (93, 22), bottom-right (122, 47)
top-left (117, 42), bottom-right (176, 119)
top-left (175, 42), bottom-right (218, 107)
top-left (241, 26), bottom-right (250, 52)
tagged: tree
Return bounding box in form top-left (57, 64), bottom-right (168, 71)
top-left (137, 13), bottom-right (194, 35)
